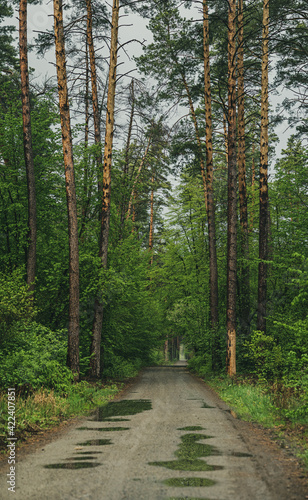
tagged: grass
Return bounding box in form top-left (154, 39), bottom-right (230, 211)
top-left (0, 381), bottom-right (121, 453)
top-left (207, 376), bottom-right (279, 427)
top-left (204, 374), bottom-right (308, 470)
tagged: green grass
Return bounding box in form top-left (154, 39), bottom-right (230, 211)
top-left (0, 381), bottom-right (121, 452)
top-left (204, 374), bottom-right (308, 471)
top-left (207, 377), bottom-right (279, 427)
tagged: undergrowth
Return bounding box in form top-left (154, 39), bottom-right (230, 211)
top-left (0, 381), bottom-right (121, 453)
top-left (204, 374), bottom-right (308, 468)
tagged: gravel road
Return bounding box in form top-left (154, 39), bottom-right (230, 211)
top-left (1, 363), bottom-right (307, 500)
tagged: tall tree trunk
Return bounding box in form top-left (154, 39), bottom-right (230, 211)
top-left (19, 0), bottom-right (36, 293)
top-left (90, 0), bottom-right (119, 378)
top-left (149, 174), bottom-right (154, 265)
top-left (54, 0), bottom-right (80, 378)
top-left (223, 111), bottom-right (228, 163)
top-left (126, 136), bottom-right (151, 220)
top-left (86, 0), bottom-right (103, 188)
top-left (203, 0), bottom-right (219, 363)
top-left (237, 0), bottom-right (250, 334)
top-left (120, 79), bottom-right (135, 238)
top-left (249, 136), bottom-right (256, 232)
top-left (181, 75), bottom-right (208, 211)
top-left (80, 37), bottom-right (90, 240)
top-left (257, 0), bottom-right (269, 333)
top-left (226, 0), bottom-right (237, 377)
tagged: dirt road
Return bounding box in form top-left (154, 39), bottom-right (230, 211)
top-left (1, 364), bottom-right (307, 500)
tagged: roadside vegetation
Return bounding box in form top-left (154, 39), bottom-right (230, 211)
top-left (0, 382), bottom-right (121, 454)
top-left (188, 343), bottom-right (308, 469)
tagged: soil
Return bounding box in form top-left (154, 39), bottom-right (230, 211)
top-left (0, 363), bottom-right (307, 500)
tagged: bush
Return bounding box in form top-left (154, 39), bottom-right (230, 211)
top-left (244, 330), bottom-right (283, 380)
top-left (102, 351), bottom-right (143, 380)
top-left (0, 321), bottom-right (73, 393)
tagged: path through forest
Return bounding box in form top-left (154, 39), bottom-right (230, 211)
top-left (1, 363), bottom-right (307, 499)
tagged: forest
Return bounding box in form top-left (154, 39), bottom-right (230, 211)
top-left (0, 0), bottom-right (307, 458)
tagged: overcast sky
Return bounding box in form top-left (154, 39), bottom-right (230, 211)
top-left (7, 1), bottom-right (292, 165)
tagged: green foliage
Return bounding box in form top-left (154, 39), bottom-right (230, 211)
top-left (0, 321), bottom-right (73, 392)
top-left (244, 331), bottom-right (283, 380)
top-left (0, 268), bottom-right (35, 331)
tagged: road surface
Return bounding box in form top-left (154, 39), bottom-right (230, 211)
top-left (0, 363), bottom-right (307, 499)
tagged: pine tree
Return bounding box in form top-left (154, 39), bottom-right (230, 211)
top-left (53, 0), bottom-right (80, 378)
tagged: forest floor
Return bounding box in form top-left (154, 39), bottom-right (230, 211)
top-left (0, 362), bottom-right (307, 500)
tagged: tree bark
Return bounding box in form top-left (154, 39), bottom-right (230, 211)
top-left (181, 75), bottom-right (208, 211)
top-left (80, 36), bottom-right (90, 240)
top-left (226, 0), bottom-right (237, 377)
top-left (149, 174), bottom-right (154, 265)
top-left (203, 0), bottom-right (219, 357)
top-left (257, 0), bottom-right (269, 333)
top-left (120, 80), bottom-right (135, 238)
top-left (126, 136), bottom-right (151, 220)
top-left (90, 0), bottom-right (119, 378)
top-left (19, 0), bottom-right (37, 293)
top-left (86, 0), bottom-right (103, 185)
top-left (54, 0), bottom-right (80, 378)
top-left (237, 0), bottom-right (250, 334)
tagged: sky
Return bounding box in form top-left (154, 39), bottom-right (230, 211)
top-left (7, 1), bottom-right (293, 167)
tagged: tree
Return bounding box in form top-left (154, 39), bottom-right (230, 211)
top-left (53, 0), bottom-right (80, 377)
top-left (0, 0), bottom-right (18, 77)
top-left (226, 0), bottom-right (237, 376)
top-left (86, 0), bottom-right (103, 186)
top-left (257, 0), bottom-right (269, 333)
top-left (19, 0), bottom-right (37, 293)
top-left (90, 0), bottom-right (119, 378)
top-left (203, 0), bottom-right (219, 349)
top-left (237, 0), bottom-right (250, 334)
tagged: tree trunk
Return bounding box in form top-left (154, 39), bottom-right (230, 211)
top-left (90, 0), bottom-right (119, 378)
top-left (181, 75), bottom-right (207, 211)
top-left (237, 0), bottom-right (250, 335)
top-left (19, 0), bottom-right (37, 293)
top-left (149, 174), bottom-right (154, 265)
top-left (257, 0), bottom-right (269, 333)
top-left (226, 0), bottom-right (237, 377)
top-left (86, 0), bottom-right (103, 177)
top-left (53, 0), bottom-right (80, 378)
top-left (203, 0), bottom-right (219, 363)
top-left (126, 136), bottom-right (151, 220)
top-left (120, 79), bottom-right (135, 238)
top-left (223, 111), bottom-right (228, 163)
top-left (250, 139), bottom-right (256, 232)
top-left (80, 36), bottom-right (90, 240)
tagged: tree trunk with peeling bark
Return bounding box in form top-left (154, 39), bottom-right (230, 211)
top-left (257, 0), bottom-right (269, 333)
top-left (19, 0), bottom-right (36, 293)
top-left (203, 0), bottom-right (219, 363)
top-left (237, 0), bottom-right (250, 335)
top-left (226, 0), bottom-right (237, 377)
top-left (53, 0), bottom-right (80, 378)
top-left (90, 0), bottom-right (119, 379)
